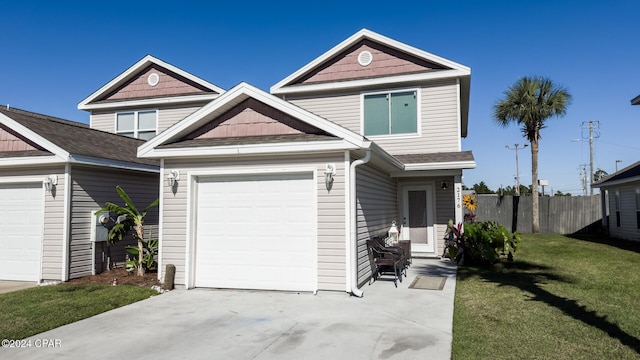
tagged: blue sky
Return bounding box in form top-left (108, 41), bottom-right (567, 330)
top-left (2, 1), bottom-right (638, 195)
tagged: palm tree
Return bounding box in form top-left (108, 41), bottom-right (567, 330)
top-left (494, 76), bottom-right (571, 233)
top-left (97, 186), bottom-right (159, 276)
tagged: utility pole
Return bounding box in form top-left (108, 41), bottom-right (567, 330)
top-left (616, 160), bottom-right (622, 172)
top-left (505, 143), bottom-right (528, 196)
top-left (581, 121), bottom-right (600, 195)
top-left (579, 164), bottom-right (588, 196)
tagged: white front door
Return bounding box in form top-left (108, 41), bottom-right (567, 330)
top-left (402, 185), bottom-right (435, 254)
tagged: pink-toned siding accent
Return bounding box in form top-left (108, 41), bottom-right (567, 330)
top-left (0, 124), bottom-right (42, 151)
top-left (101, 65), bottom-right (214, 101)
top-left (296, 40), bottom-right (446, 85)
top-left (184, 98), bottom-right (324, 139)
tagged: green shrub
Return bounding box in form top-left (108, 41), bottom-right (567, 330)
top-left (445, 220), bottom-right (520, 265)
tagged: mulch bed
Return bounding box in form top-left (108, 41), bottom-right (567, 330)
top-left (63, 267), bottom-right (161, 288)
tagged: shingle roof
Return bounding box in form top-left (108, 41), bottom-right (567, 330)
top-left (592, 160), bottom-right (640, 187)
top-left (394, 151), bottom-right (475, 164)
top-left (0, 106), bottom-right (158, 167)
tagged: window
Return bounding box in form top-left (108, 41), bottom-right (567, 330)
top-left (363, 90), bottom-right (418, 136)
top-left (615, 190), bottom-right (621, 227)
top-left (636, 188), bottom-right (640, 229)
top-left (116, 110), bottom-right (157, 140)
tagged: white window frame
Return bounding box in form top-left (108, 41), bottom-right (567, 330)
top-left (115, 109), bottom-right (158, 140)
top-left (360, 87), bottom-right (421, 139)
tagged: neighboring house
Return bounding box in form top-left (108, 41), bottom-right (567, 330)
top-left (591, 161), bottom-right (640, 241)
top-left (0, 106), bottom-right (159, 283)
top-left (78, 55), bottom-right (225, 139)
top-left (591, 95), bottom-right (640, 241)
top-left (131, 29), bottom-right (474, 295)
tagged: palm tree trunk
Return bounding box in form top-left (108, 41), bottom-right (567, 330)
top-left (531, 140), bottom-right (540, 233)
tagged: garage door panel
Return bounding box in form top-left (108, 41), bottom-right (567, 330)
top-left (195, 173), bottom-right (315, 291)
top-left (0, 183), bottom-right (43, 281)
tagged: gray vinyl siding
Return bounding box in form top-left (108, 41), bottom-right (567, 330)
top-left (69, 166), bottom-right (159, 279)
top-left (89, 104), bottom-right (204, 135)
top-left (1, 166), bottom-right (66, 281)
top-left (161, 153), bottom-right (347, 291)
top-left (606, 183), bottom-right (640, 241)
top-left (355, 164), bottom-right (398, 286)
top-left (288, 79), bottom-right (461, 155)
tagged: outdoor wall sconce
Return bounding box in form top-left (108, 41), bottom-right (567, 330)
top-left (441, 181), bottom-right (448, 190)
top-left (43, 175), bottom-right (58, 192)
top-left (166, 170), bottom-right (180, 187)
top-left (324, 163), bottom-right (336, 190)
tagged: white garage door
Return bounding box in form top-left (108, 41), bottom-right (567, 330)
top-left (0, 183), bottom-right (43, 281)
top-left (195, 172), bottom-right (316, 291)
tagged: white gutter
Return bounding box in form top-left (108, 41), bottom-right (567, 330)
top-left (349, 150), bottom-right (371, 297)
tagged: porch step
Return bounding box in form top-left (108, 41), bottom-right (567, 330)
top-left (411, 252), bottom-right (442, 259)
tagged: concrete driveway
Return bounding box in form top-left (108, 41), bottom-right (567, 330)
top-left (0, 281), bottom-right (36, 294)
top-left (1, 258), bottom-right (456, 360)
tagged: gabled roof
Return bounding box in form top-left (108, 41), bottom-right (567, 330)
top-left (631, 94), bottom-right (640, 106)
top-left (591, 161), bottom-right (640, 188)
top-left (138, 82), bottom-right (370, 158)
top-left (78, 55), bottom-right (225, 111)
top-left (0, 106), bottom-right (158, 171)
top-left (271, 28), bottom-right (470, 94)
top-left (270, 28), bottom-right (471, 137)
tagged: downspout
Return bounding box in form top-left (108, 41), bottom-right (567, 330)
top-left (349, 150), bottom-right (371, 297)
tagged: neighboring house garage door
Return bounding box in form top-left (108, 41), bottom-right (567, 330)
top-left (194, 172), bottom-right (316, 291)
top-left (0, 183), bottom-right (43, 281)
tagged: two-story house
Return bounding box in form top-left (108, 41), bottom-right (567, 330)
top-left (129, 29), bottom-right (474, 295)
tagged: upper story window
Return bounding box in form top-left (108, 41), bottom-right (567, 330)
top-left (116, 110), bottom-right (157, 140)
top-left (362, 89), bottom-right (418, 137)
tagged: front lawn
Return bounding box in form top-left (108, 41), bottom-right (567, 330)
top-left (452, 234), bottom-right (640, 359)
top-left (0, 285), bottom-right (158, 339)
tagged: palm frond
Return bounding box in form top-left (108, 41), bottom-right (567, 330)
top-left (116, 185), bottom-right (139, 215)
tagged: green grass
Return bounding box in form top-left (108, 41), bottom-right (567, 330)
top-left (0, 285), bottom-right (158, 339)
top-left (452, 234), bottom-right (640, 359)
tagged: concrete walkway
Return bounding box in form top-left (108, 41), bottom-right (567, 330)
top-left (1, 258), bottom-right (457, 360)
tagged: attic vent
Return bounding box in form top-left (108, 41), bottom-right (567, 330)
top-left (147, 73), bottom-right (160, 87)
top-left (358, 51), bottom-right (373, 66)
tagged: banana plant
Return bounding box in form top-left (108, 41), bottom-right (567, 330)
top-left (97, 186), bottom-right (159, 276)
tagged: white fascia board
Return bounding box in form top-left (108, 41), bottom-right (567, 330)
top-left (0, 156), bottom-right (65, 167)
top-left (271, 70), bottom-right (470, 96)
top-left (78, 55), bottom-right (225, 109)
top-left (78, 93), bottom-right (220, 111)
top-left (138, 82), bottom-right (368, 158)
top-left (271, 28), bottom-right (470, 93)
top-left (402, 160), bottom-right (477, 171)
top-left (140, 139), bottom-right (358, 159)
top-left (391, 169), bottom-right (462, 178)
top-left (591, 176), bottom-right (640, 188)
top-left (0, 113), bottom-right (70, 161)
top-left (68, 154), bottom-right (159, 173)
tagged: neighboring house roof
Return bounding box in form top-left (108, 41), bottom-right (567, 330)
top-left (138, 82), bottom-right (373, 159)
top-left (270, 28), bottom-right (471, 137)
top-left (394, 151), bottom-right (476, 171)
top-left (632, 94), bottom-right (640, 106)
top-left (78, 55), bottom-right (225, 111)
top-left (591, 161), bottom-right (640, 188)
top-left (0, 106), bottom-right (158, 171)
